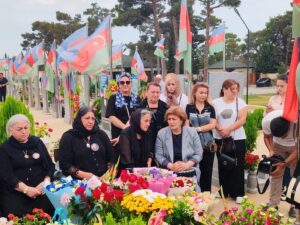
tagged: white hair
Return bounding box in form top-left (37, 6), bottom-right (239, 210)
top-left (6, 114), bottom-right (30, 136)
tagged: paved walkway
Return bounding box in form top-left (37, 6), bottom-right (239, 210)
top-left (29, 106), bottom-right (294, 220)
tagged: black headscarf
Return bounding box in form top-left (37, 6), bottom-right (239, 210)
top-left (70, 107), bottom-right (100, 138)
top-left (127, 109), bottom-right (153, 167)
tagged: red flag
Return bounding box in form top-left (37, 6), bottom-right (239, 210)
top-left (283, 39), bottom-right (299, 122)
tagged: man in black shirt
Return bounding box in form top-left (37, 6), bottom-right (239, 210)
top-left (0, 72), bottom-right (8, 102)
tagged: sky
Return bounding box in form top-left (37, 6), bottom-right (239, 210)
top-left (0, 0), bottom-right (292, 58)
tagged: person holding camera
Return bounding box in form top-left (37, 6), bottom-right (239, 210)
top-left (262, 110), bottom-right (298, 216)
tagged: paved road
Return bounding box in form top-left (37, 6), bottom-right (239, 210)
top-left (244, 86), bottom-right (276, 95)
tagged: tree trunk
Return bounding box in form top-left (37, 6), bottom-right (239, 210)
top-left (172, 16), bottom-right (180, 74)
top-left (203, 1), bottom-right (211, 82)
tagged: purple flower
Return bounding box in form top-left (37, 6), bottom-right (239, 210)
top-left (198, 211), bottom-right (204, 216)
top-left (222, 222), bottom-right (230, 225)
top-left (246, 208), bottom-right (253, 214)
top-left (238, 217), bottom-right (246, 221)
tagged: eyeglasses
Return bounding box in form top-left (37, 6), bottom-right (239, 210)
top-left (119, 80), bottom-right (131, 85)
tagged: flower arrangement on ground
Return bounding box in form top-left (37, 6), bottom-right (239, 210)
top-left (245, 152), bottom-right (260, 171)
top-left (105, 79), bottom-right (118, 99)
top-left (4, 208), bottom-right (51, 225)
top-left (34, 122), bottom-right (53, 138)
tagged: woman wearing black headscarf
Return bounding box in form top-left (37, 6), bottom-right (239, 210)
top-left (0, 114), bottom-right (54, 217)
top-left (59, 107), bottom-right (115, 179)
top-left (119, 108), bottom-right (153, 169)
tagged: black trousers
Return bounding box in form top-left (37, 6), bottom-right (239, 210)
top-left (216, 139), bottom-right (245, 198)
top-left (0, 90), bottom-right (6, 102)
top-left (200, 150), bottom-right (215, 192)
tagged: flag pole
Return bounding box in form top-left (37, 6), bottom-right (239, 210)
top-left (109, 16), bottom-right (113, 80)
top-left (223, 22), bottom-right (226, 71)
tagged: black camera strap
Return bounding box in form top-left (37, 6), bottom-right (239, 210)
top-left (256, 171), bottom-right (270, 194)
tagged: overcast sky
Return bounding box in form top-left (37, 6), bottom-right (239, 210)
top-left (0, 0), bottom-right (292, 57)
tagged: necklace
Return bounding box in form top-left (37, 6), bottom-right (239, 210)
top-left (83, 138), bottom-right (91, 148)
top-left (23, 150), bottom-right (29, 159)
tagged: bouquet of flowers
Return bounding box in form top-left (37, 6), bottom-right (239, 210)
top-left (168, 177), bottom-right (196, 196)
top-left (105, 79), bottom-right (118, 99)
top-left (5, 208), bottom-right (51, 225)
top-left (34, 122), bottom-right (53, 138)
top-left (244, 153), bottom-right (260, 171)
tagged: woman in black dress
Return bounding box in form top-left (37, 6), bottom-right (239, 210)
top-left (59, 107), bottom-right (115, 179)
top-left (119, 108), bottom-right (153, 170)
top-left (0, 114), bottom-right (55, 216)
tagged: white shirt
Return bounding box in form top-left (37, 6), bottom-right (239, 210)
top-left (212, 97), bottom-right (247, 140)
top-left (160, 93), bottom-right (188, 111)
top-left (262, 110), bottom-right (296, 147)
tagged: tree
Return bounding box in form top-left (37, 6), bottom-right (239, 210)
top-left (199, 0), bottom-right (241, 80)
top-left (255, 42), bottom-right (279, 73)
top-left (21, 11), bottom-right (84, 51)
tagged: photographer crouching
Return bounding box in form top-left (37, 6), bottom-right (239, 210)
top-left (262, 110), bottom-right (298, 217)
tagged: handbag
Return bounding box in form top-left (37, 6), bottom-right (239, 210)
top-left (218, 153), bottom-right (237, 171)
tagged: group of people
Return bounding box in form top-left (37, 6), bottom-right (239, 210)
top-left (0, 71), bottom-right (251, 217)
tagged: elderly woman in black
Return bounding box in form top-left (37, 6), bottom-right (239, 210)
top-left (119, 108), bottom-right (153, 170)
top-left (0, 114), bottom-right (55, 216)
top-left (59, 107), bottom-right (115, 179)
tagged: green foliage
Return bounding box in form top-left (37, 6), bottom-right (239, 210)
top-left (255, 42), bottom-right (279, 73)
top-left (0, 96), bottom-right (35, 144)
top-left (251, 108), bottom-right (264, 129)
top-left (92, 98), bottom-right (102, 123)
top-left (244, 112), bottom-right (258, 151)
top-left (165, 200), bottom-right (194, 225)
top-left (278, 62), bottom-right (288, 74)
top-left (103, 213), bottom-right (147, 225)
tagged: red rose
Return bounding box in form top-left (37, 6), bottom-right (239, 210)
top-left (141, 180), bottom-right (149, 189)
top-left (129, 174), bottom-right (137, 183)
top-left (93, 188), bottom-right (101, 200)
top-left (75, 186), bottom-right (86, 195)
top-left (35, 122), bottom-right (39, 125)
top-left (48, 128), bottom-right (53, 132)
top-left (129, 183), bottom-right (140, 193)
top-left (176, 180), bottom-right (184, 187)
top-left (104, 191), bottom-right (113, 202)
top-left (113, 190), bottom-right (124, 201)
top-left (100, 183), bottom-right (108, 193)
top-left (13, 216), bottom-right (19, 221)
top-left (46, 215), bottom-right (51, 221)
top-left (120, 170), bottom-right (129, 182)
top-left (137, 177), bottom-right (145, 185)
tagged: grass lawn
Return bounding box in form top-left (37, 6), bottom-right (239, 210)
top-left (245, 93), bottom-right (273, 107)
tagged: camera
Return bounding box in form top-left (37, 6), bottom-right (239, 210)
top-left (257, 155), bottom-right (284, 174)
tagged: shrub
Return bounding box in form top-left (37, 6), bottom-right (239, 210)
top-left (244, 112), bottom-right (258, 152)
top-left (252, 107), bottom-right (264, 129)
top-left (0, 96), bottom-right (35, 144)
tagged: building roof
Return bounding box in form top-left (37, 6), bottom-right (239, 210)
top-left (208, 60), bottom-right (254, 69)
top-left (114, 55), bottom-right (155, 69)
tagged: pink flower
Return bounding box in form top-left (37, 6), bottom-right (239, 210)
top-left (60, 193), bottom-right (71, 206)
top-left (87, 176), bottom-right (101, 190)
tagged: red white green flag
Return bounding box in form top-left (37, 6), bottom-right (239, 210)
top-left (0, 59), bottom-right (9, 71)
top-left (293, 0), bottom-right (300, 38)
top-left (283, 38), bottom-right (300, 122)
top-left (112, 45), bottom-right (123, 68)
top-left (178, 0), bottom-right (192, 75)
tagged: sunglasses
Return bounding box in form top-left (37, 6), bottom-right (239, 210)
top-left (119, 81), bottom-right (131, 85)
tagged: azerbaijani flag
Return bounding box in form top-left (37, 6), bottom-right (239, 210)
top-left (15, 51), bottom-right (31, 75)
top-left (174, 42), bottom-right (183, 61)
top-left (293, 0), bottom-right (300, 38)
top-left (112, 45), bottom-right (123, 68)
top-left (27, 43), bottom-right (45, 66)
top-left (48, 40), bottom-right (57, 73)
top-left (283, 38), bottom-right (300, 122)
top-left (0, 59), bottom-right (9, 71)
top-left (209, 24), bottom-right (225, 55)
top-left (60, 16), bottom-right (111, 73)
top-left (178, 0), bottom-right (192, 75)
top-left (131, 49), bottom-right (147, 81)
top-left (154, 38), bottom-right (167, 60)
top-left (57, 26), bottom-right (88, 74)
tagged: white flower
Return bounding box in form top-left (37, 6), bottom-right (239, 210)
top-left (133, 189), bottom-right (166, 203)
top-left (0, 217), bottom-right (7, 225)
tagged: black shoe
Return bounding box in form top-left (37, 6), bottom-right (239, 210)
top-left (288, 206), bottom-right (296, 218)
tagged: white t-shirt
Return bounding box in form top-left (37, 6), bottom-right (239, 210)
top-left (160, 93), bottom-right (188, 111)
top-left (262, 110), bottom-right (296, 146)
top-left (212, 97), bottom-right (247, 140)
